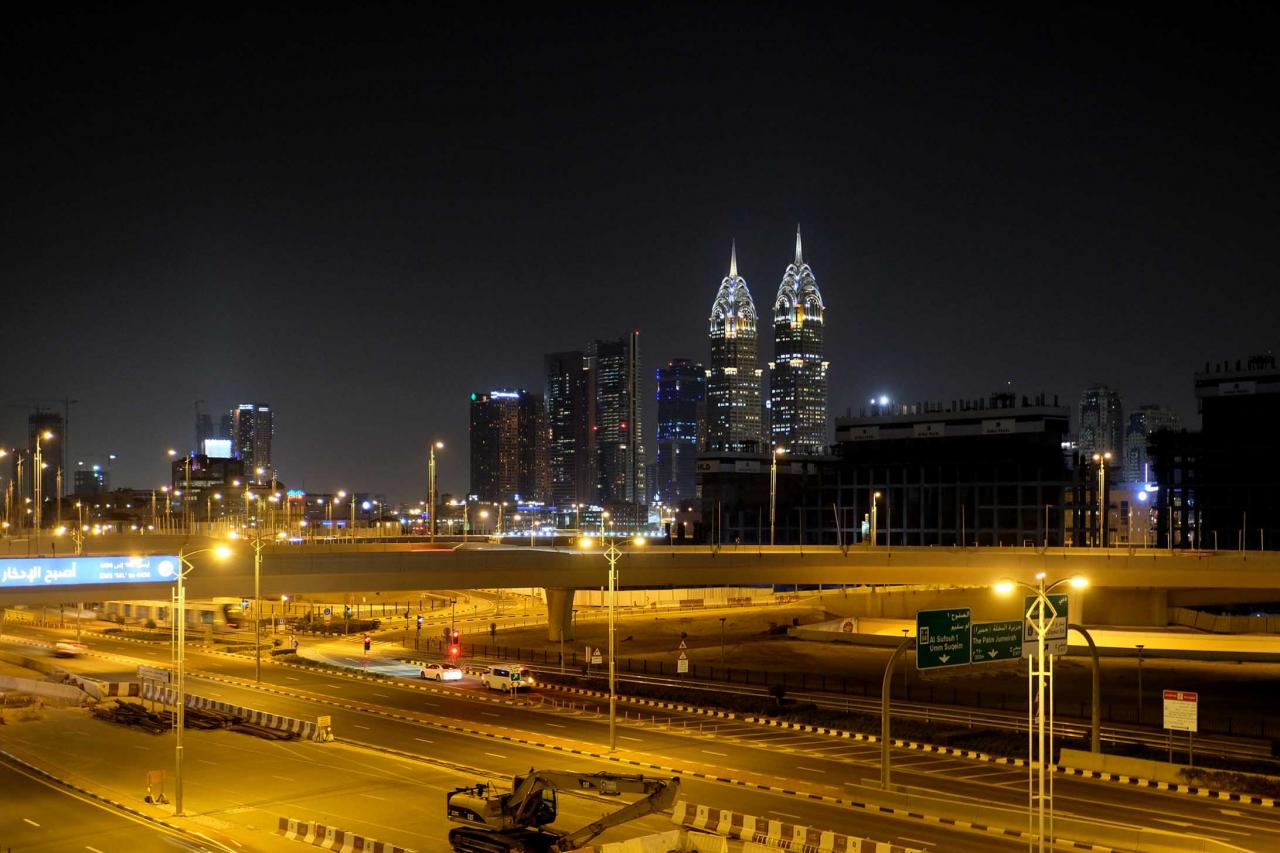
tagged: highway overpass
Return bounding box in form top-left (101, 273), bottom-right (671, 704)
top-left (4, 535), bottom-right (1279, 639)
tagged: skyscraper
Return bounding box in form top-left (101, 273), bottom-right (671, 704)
top-left (545, 350), bottom-right (596, 508)
top-left (707, 241), bottom-right (763, 451)
top-left (469, 390), bottom-right (549, 504)
top-left (231, 403), bottom-right (274, 482)
top-left (656, 358), bottom-right (705, 505)
top-left (592, 333), bottom-right (646, 511)
top-left (28, 410), bottom-right (64, 517)
top-left (1077, 385), bottom-right (1124, 460)
top-left (769, 226), bottom-right (828, 454)
top-left (1124, 404), bottom-right (1182, 482)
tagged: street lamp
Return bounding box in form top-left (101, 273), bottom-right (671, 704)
top-left (228, 529), bottom-right (279, 683)
top-left (34, 430), bottom-right (53, 550)
top-left (1092, 451), bottom-right (1113, 547)
top-left (770, 446), bottom-right (788, 546)
top-left (207, 492), bottom-right (222, 531)
top-left (173, 544), bottom-right (233, 816)
top-left (579, 531), bottom-right (644, 752)
top-left (167, 449), bottom-right (193, 533)
top-left (995, 572), bottom-right (1088, 853)
top-left (428, 441), bottom-right (444, 541)
top-left (870, 490), bottom-right (881, 546)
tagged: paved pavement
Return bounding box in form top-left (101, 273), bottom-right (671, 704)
top-left (9, 625), bottom-right (1280, 851)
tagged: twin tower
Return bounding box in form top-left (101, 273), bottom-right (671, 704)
top-left (707, 226), bottom-right (829, 455)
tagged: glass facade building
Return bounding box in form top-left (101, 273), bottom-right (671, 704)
top-left (707, 242), bottom-right (763, 452)
top-left (469, 389), bottom-right (549, 504)
top-left (769, 227), bottom-right (828, 454)
top-left (231, 403), bottom-right (273, 482)
top-left (545, 350), bottom-right (595, 509)
top-left (655, 358), bottom-right (705, 505)
top-left (591, 333), bottom-right (646, 511)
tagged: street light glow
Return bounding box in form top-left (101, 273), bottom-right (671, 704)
top-left (1070, 576), bottom-right (1089, 589)
top-left (578, 536), bottom-right (593, 548)
top-left (994, 580), bottom-right (1015, 595)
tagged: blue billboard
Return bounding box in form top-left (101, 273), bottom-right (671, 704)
top-left (0, 555), bottom-right (181, 589)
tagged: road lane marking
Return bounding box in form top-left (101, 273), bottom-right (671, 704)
top-left (359, 793), bottom-right (386, 800)
top-left (545, 722), bottom-right (567, 728)
top-left (701, 750), bottom-right (728, 757)
top-left (198, 759), bottom-right (218, 765)
top-left (373, 692), bottom-right (389, 697)
top-left (86, 847), bottom-right (106, 852)
top-left (619, 735), bottom-right (643, 742)
top-left (796, 766), bottom-right (825, 773)
top-left (414, 737), bottom-right (434, 743)
top-left (353, 724), bottom-right (371, 729)
top-left (898, 838), bottom-right (934, 848)
top-left (481, 712), bottom-right (499, 717)
top-left (24, 818), bottom-right (40, 827)
top-left (272, 775), bottom-right (296, 782)
top-left (285, 676), bottom-right (300, 681)
top-left (767, 811), bottom-right (799, 820)
top-left (484, 752), bottom-right (506, 759)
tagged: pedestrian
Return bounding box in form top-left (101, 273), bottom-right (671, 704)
top-left (363, 633), bottom-right (371, 654)
top-left (291, 634), bottom-right (299, 652)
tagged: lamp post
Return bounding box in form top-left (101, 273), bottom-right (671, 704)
top-left (229, 529), bottom-right (281, 683)
top-left (428, 441), bottom-right (444, 541)
top-left (870, 490), bottom-right (881, 546)
top-left (34, 430), bottom-right (53, 550)
top-left (167, 449), bottom-right (193, 533)
top-left (769, 447), bottom-right (788, 545)
top-left (995, 573), bottom-right (1088, 853)
top-left (1092, 451), bottom-right (1112, 547)
top-left (207, 492), bottom-right (222, 532)
top-left (581, 532), bottom-right (644, 752)
top-left (173, 544), bottom-right (233, 816)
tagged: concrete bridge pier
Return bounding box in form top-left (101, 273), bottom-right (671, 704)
top-left (545, 587), bottom-right (576, 642)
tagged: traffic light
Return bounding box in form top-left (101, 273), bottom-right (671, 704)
top-left (416, 614), bottom-right (424, 630)
top-left (344, 605), bottom-right (352, 618)
top-left (449, 643), bottom-right (460, 658)
top-left (451, 629), bottom-right (459, 643)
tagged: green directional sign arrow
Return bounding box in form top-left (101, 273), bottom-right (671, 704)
top-left (915, 608), bottom-right (971, 670)
top-left (971, 619), bottom-right (1023, 663)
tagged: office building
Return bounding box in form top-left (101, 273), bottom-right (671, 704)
top-left (1078, 385), bottom-right (1124, 460)
top-left (73, 465), bottom-right (109, 496)
top-left (769, 226), bottom-right (829, 454)
top-left (699, 392), bottom-right (1072, 546)
top-left (545, 350), bottom-right (596, 508)
top-left (592, 333), bottom-right (646, 512)
top-left (707, 241), bottom-right (763, 451)
top-left (655, 358), bottom-right (705, 505)
top-left (469, 390), bottom-right (549, 504)
top-left (231, 403), bottom-right (273, 482)
top-left (1123, 404), bottom-right (1182, 483)
top-left (1152, 354), bottom-right (1280, 550)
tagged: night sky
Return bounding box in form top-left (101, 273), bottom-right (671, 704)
top-left (4, 3), bottom-right (1277, 502)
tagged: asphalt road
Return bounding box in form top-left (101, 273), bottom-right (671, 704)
top-left (0, 758), bottom-right (221, 852)
top-left (9, 626), bottom-right (1280, 851)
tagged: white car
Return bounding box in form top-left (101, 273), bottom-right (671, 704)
top-left (54, 640), bottom-right (88, 657)
top-left (420, 662), bottom-right (463, 682)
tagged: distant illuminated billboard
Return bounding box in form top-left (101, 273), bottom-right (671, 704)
top-left (202, 439), bottom-right (233, 458)
top-left (0, 556), bottom-right (181, 589)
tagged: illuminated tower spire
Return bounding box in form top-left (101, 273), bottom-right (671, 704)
top-left (770, 226), bottom-right (828, 454)
top-left (707, 239), bottom-right (762, 451)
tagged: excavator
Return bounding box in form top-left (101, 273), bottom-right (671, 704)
top-left (446, 769), bottom-right (681, 853)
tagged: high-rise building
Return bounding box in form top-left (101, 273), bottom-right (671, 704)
top-left (28, 410), bottom-right (64, 515)
top-left (707, 242), bottom-right (763, 451)
top-left (1077, 385), bottom-right (1124, 460)
top-left (469, 390), bottom-right (549, 504)
top-left (195, 411), bottom-right (214, 451)
top-left (592, 333), bottom-right (646, 511)
top-left (231, 403), bottom-right (274, 482)
top-left (73, 465), bottom-right (109, 497)
top-left (769, 226), bottom-right (828, 454)
top-left (1123, 404), bottom-right (1182, 482)
top-left (656, 358), bottom-right (705, 505)
top-left (545, 351), bottom-right (596, 508)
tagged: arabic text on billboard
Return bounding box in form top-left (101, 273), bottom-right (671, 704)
top-left (1, 556), bottom-right (180, 588)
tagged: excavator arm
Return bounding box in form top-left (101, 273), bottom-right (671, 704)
top-left (547, 774), bottom-right (680, 852)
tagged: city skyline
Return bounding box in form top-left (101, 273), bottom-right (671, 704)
top-left (4, 5), bottom-right (1277, 501)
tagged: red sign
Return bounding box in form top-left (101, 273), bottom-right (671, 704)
top-left (1163, 690), bottom-right (1198, 702)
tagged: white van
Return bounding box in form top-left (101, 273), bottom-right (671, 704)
top-left (481, 664), bottom-right (535, 692)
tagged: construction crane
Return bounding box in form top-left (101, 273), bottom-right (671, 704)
top-left (4, 398), bottom-right (79, 496)
top-left (446, 770), bottom-right (680, 853)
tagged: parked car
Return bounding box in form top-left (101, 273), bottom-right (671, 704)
top-left (420, 662), bottom-right (463, 682)
top-left (480, 664), bottom-right (535, 692)
top-left (54, 640), bottom-right (88, 657)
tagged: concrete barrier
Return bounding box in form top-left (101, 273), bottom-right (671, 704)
top-left (0, 674), bottom-right (90, 704)
top-left (671, 801), bottom-right (920, 852)
top-left (1060, 747), bottom-right (1190, 786)
top-left (144, 683), bottom-right (332, 741)
top-left (275, 817), bottom-right (414, 852)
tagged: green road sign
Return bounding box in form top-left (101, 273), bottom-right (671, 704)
top-left (916, 608), bottom-right (971, 670)
top-left (1023, 593), bottom-right (1069, 657)
top-left (971, 619), bottom-right (1023, 663)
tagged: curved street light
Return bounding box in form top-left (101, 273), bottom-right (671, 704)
top-left (579, 530), bottom-right (645, 752)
